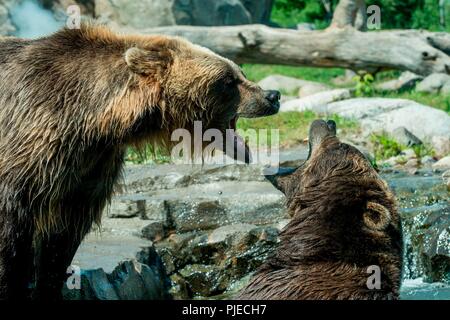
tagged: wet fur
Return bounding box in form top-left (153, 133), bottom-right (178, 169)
top-left (238, 137), bottom-right (403, 300)
top-left (0, 24), bottom-right (274, 300)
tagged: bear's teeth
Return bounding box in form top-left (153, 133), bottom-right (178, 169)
top-left (224, 129), bottom-right (252, 164)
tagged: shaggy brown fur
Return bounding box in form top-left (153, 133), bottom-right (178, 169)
top-left (238, 120), bottom-right (403, 300)
top-left (0, 24), bottom-right (280, 300)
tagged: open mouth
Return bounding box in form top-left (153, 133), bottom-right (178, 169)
top-left (223, 114), bottom-right (252, 164)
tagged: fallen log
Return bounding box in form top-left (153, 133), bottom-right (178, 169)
top-left (132, 24), bottom-right (450, 76)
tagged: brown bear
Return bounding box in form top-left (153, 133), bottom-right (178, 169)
top-left (238, 120), bottom-right (403, 300)
top-left (0, 24), bottom-right (280, 300)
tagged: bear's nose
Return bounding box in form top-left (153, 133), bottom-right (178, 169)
top-left (265, 90), bottom-right (281, 104)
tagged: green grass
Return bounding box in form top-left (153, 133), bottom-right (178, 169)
top-left (370, 132), bottom-right (435, 164)
top-left (370, 133), bottom-right (406, 160)
top-left (125, 146), bottom-right (171, 165)
top-left (237, 111), bottom-right (360, 149)
top-left (242, 64), bottom-right (344, 86)
top-left (377, 91), bottom-right (450, 114)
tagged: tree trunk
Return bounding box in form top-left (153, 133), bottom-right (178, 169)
top-left (439, 0), bottom-right (446, 28)
top-left (134, 24), bottom-right (450, 76)
top-left (321, 0), bottom-right (333, 22)
top-left (329, 0), bottom-right (366, 30)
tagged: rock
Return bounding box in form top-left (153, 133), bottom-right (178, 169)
top-left (155, 247), bottom-right (179, 275)
top-left (433, 156), bottom-right (450, 171)
top-left (281, 89), bottom-right (351, 112)
top-left (422, 156), bottom-right (436, 166)
top-left (441, 82), bottom-right (450, 94)
top-left (404, 202), bottom-right (450, 284)
top-left (404, 159), bottom-right (420, 174)
top-left (169, 273), bottom-right (191, 300)
top-left (179, 264), bottom-right (227, 296)
top-left (65, 251), bottom-right (172, 300)
top-left (380, 151), bottom-right (418, 168)
top-left (258, 75), bottom-right (316, 93)
top-left (80, 268), bottom-right (119, 300)
top-left (422, 226), bottom-right (450, 283)
top-left (208, 223), bottom-right (257, 245)
top-left (0, 3), bottom-right (15, 36)
top-left (95, 0), bottom-right (177, 29)
top-left (0, 0), bottom-right (18, 36)
top-left (153, 222), bottom-right (280, 298)
top-left (298, 83), bottom-right (331, 98)
top-left (443, 170), bottom-right (450, 190)
top-left (381, 156), bottom-right (402, 167)
top-left (326, 98), bottom-right (450, 142)
top-left (376, 72), bottom-right (423, 92)
top-left (107, 197), bottom-right (143, 218)
top-left (401, 198), bottom-right (450, 283)
top-left (43, 0), bottom-right (95, 17)
top-left (401, 148), bottom-right (418, 160)
top-left (242, 0), bottom-right (273, 24)
top-left (174, 0), bottom-right (251, 26)
top-left (72, 227), bottom-right (154, 273)
top-left (332, 70), bottom-right (356, 86)
top-left (166, 232), bottom-right (201, 251)
top-left (431, 136), bottom-right (450, 158)
top-left (416, 73), bottom-right (450, 93)
top-left (121, 164), bottom-right (266, 193)
top-left (222, 226), bottom-right (278, 280)
top-left (110, 259), bottom-right (172, 300)
top-left (95, 0), bottom-right (272, 29)
top-left (139, 181), bottom-right (287, 232)
top-left (391, 127), bottom-right (423, 147)
top-left (141, 221), bottom-right (166, 242)
top-left (280, 95), bottom-right (297, 103)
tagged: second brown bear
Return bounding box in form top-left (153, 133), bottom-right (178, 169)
top-left (238, 120), bottom-right (403, 300)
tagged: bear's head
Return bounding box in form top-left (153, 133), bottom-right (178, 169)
top-left (120, 30), bottom-right (280, 162)
top-left (32, 25), bottom-right (280, 164)
top-left (267, 119), bottom-right (403, 268)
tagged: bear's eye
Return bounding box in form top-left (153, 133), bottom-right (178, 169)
top-left (224, 76), bottom-right (239, 88)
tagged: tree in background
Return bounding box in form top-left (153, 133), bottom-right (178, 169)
top-left (272, 0), bottom-right (449, 31)
top-left (440, 0), bottom-right (446, 28)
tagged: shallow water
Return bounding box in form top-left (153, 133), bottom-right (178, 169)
top-left (383, 170), bottom-right (449, 299)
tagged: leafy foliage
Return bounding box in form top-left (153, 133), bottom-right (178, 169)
top-left (353, 73), bottom-right (375, 97)
top-left (272, 0), bottom-right (337, 28)
top-left (370, 133), bottom-right (405, 160)
top-left (272, 0), bottom-right (449, 31)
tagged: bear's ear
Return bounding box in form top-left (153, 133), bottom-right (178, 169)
top-left (363, 202), bottom-right (391, 231)
top-left (125, 47), bottom-right (172, 76)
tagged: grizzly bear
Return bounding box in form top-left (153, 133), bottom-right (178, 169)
top-left (0, 24), bottom-right (280, 300)
top-left (238, 120), bottom-right (403, 300)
